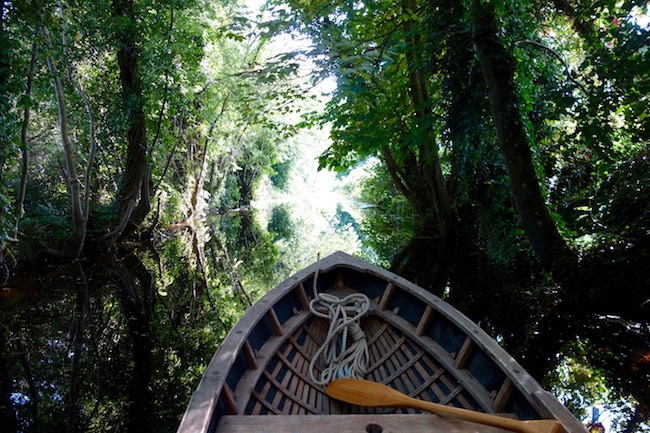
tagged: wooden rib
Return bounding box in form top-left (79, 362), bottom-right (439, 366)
top-left (380, 328), bottom-right (406, 380)
top-left (268, 346), bottom-right (297, 412)
top-left (373, 330), bottom-right (405, 393)
top-left (392, 347), bottom-right (425, 397)
top-left (454, 336), bottom-right (474, 369)
top-left (381, 349), bottom-right (425, 385)
top-left (253, 354), bottom-right (287, 413)
top-left (378, 282), bottom-right (394, 310)
top-left (416, 305), bottom-right (434, 336)
top-left (456, 391), bottom-right (478, 411)
top-left (307, 383), bottom-right (318, 414)
top-left (250, 389), bottom-right (282, 415)
top-left (335, 270), bottom-right (345, 289)
top-left (242, 340), bottom-right (259, 370)
top-left (300, 382), bottom-right (312, 413)
top-left (302, 318), bottom-right (328, 346)
top-left (367, 335), bottom-right (405, 374)
top-left (288, 333), bottom-right (318, 370)
top-left (267, 366), bottom-right (298, 414)
top-left (365, 337), bottom-right (382, 368)
top-left (275, 344), bottom-right (323, 392)
top-left (295, 374), bottom-right (307, 414)
top-left (286, 361), bottom-right (304, 414)
top-left (493, 377), bottom-right (514, 413)
top-left (414, 363), bottom-right (448, 401)
top-left (439, 384), bottom-right (465, 405)
top-left (222, 383), bottom-right (238, 415)
top-left (363, 314), bottom-right (381, 333)
top-left (372, 324), bottom-right (401, 365)
top-left (234, 310), bottom-right (313, 414)
top-left (267, 308), bottom-right (284, 336)
top-left (366, 320), bottom-right (390, 346)
top-left (372, 308), bottom-right (494, 412)
top-left (296, 283), bottom-right (310, 310)
top-left (370, 332), bottom-right (392, 384)
top-left (419, 355), bottom-right (468, 407)
top-left (315, 383), bottom-right (325, 414)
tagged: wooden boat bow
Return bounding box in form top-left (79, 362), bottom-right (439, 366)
top-left (178, 251), bottom-right (587, 433)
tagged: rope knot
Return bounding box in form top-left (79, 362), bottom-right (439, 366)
top-left (307, 257), bottom-right (370, 386)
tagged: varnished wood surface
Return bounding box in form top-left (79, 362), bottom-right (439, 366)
top-left (178, 251), bottom-right (587, 433)
top-left (325, 379), bottom-right (562, 433)
top-left (216, 414), bottom-right (514, 433)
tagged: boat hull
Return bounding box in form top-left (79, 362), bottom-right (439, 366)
top-left (178, 252), bottom-right (586, 433)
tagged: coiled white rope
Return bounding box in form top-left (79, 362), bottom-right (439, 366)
top-left (307, 257), bottom-right (370, 386)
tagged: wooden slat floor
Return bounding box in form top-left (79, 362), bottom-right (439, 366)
top-left (242, 315), bottom-right (480, 416)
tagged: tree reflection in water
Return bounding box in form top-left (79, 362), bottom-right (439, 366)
top-left (0, 229), bottom-right (247, 433)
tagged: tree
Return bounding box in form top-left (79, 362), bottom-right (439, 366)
top-left (38, 2), bottom-right (97, 258)
top-left (270, 0), bottom-right (650, 420)
top-left (100, 0), bottom-right (151, 246)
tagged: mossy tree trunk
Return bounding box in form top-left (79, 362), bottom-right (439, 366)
top-left (102, 0), bottom-right (151, 246)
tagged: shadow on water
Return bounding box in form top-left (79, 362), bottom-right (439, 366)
top-left (0, 227), bottom-right (249, 433)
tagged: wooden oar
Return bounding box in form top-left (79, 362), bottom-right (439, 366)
top-left (326, 378), bottom-right (563, 433)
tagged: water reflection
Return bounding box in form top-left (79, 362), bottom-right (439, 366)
top-left (0, 229), bottom-right (247, 433)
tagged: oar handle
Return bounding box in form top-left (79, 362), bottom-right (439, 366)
top-left (407, 398), bottom-right (562, 433)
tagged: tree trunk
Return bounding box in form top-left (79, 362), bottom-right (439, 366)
top-left (102, 0), bottom-right (150, 246)
top-left (112, 254), bottom-right (154, 433)
top-left (385, 0), bottom-right (454, 295)
top-left (66, 277), bottom-right (89, 433)
top-left (471, 0), bottom-right (575, 272)
top-left (42, 25), bottom-right (86, 257)
top-left (13, 38), bottom-right (38, 241)
top-left (401, 0), bottom-right (451, 234)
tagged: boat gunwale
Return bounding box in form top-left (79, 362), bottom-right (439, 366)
top-left (177, 251), bottom-right (585, 433)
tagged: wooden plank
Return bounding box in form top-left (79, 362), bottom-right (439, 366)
top-left (242, 340), bottom-right (258, 371)
top-left (222, 384), bottom-right (238, 415)
top-left (273, 349), bottom-right (324, 403)
top-left (530, 390), bottom-right (590, 433)
top-left (336, 270), bottom-right (345, 289)
top-left (412, 364), bottom-right (447, 402)
top-left (366, 320), bottom-right (389, 346)
top-left (215, 414), bottom-right (514, 433)
top-left (249, 389), bottom-right (282, 415)
top-left (267, 308), bottom-right (284, 336)
top-left (381, 349), bottom-right (425, 385)
top-left (233, 310), bottom-right (312, 414)
top-left (261, 368), bottom-right (317, 415)
top-left (455, 337), bottom-right (475, 369)
top-left (367, 336), bottom-right (406, 373)
top-left (369, 327), bottom-right (397, 384)
top-left (373, 326), bottom-right (403, 381)
top-left (493, 378), bottom-right (514, 413)
top-left (440, 384), bottom-right (464, 405)
top-left (416, 305), bottom-right (434, 336)
top-left (378, 282), bottom-right (394, 310)
top-left (289, 331), bottom-right (315, 362)
top-left (296, 283), bottom-right (310, 310)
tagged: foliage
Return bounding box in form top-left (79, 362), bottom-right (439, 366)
top-left (355, 160), bottom-right (415, 267)
top-left (266, 0), bottom-right (650, 424)
top-left (268, 205), bottom-right (293, 240)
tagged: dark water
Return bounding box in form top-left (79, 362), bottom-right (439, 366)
top-left (2, 223), bottom-right (648, 432)
top-left (0, 230), bottom-right (255, 433)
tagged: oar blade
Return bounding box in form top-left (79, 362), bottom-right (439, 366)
top-left (327, 378), bottom-right (566, 433)
top-left (326, 378), bottom-right (405, 408)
